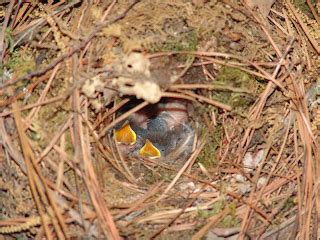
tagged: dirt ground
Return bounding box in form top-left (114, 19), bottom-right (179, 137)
top-left (0, 0), bottom-right (319, 239)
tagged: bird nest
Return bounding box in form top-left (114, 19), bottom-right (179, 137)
top-left (0, 0), bottom-right (319, 239)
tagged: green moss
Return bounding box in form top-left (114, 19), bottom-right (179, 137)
top-left (198, 201), bottom-right (240, 228)
top-left (212, 66), bottom-right (265, 112)
top-left (292, 0), bottom-right (316, 18)
top-left (5, 49), bottom-right (35, 82)
top-left (150, 29), bottom-right (198, 62)
top-left (64, 131), bottom-right (75, 156)
top-left (143, 168), bottom-right (173, 185)
top-left (143, 170), bottom-right (159, 185)
top-left (28, 128), bottom-right (42, 141)
top-left (216, 66), bottom-right (251, 84)
top-left (280, 197), bottom-right (296, 214)
top-left (161, 171), bottom-right (174, 182)
top-left (162, 30), bottom-right (197, 52)
top-left (218, 203), bottom-right (240, 228)
top-left (5, 28), bottom-right (14, 53)
top-left (197, 123), bottom-right (222, 168)
top-left (197, 198), bottom-right (225, 218)
top-left (33, 106), bottom-right (69, 149)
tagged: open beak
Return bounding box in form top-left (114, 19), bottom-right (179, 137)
top-left (113, 99), bottom-right (194, 160)
top-left (114, 122), bottom-right (137, 145)
top-left (139, 139), bottom-right (161, 159)
top-left (114, 122), bottom-right (160, 159)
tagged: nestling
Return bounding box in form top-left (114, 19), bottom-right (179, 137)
top-left (114, 99), bottom-right (195, 162)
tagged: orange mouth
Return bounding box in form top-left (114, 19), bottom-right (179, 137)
top-left (114, 122), bottom-right (137, 145)
top-left (139, 139), bottom-right (161, 159)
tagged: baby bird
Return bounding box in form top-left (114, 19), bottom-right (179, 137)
top-left (114, 99), bottom-right (194, 161)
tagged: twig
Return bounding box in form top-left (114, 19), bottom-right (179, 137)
top-left (150, 189), bottom-right (203, 240)
top-left (115, 181), bottom-right (164, 221)
top-left (239, 37), bottom-right (295, 155)
top-left (9, 0), bottom-right (22, 29)
top-left (156, 140), bottom-right (205, 202)
top-left (36, 116), bottom-right (73, 163)
top-left (10, 87), bottom-right (67, 239)
top-left (285, 0), bottom-right (320, 53)
top-left (239, 117), bottom-right (291, 237)
top-left (174, 90), bottom-right (232, 111)
top-left (0, 95), bottom-right (65, 117)
top-left (306, 0), bottom-right (320, 23)
top-left (0, 0), bottom-right (141, 89)
top-left (98, 100), bottom-right (149, 139)
top-left (0, 118), bottom-right (27, 174)
top-left (170, 84), bottom-right (252, 94)
top-left (143, 158), bottom-right (271, 221)
top-left (0, 0), bottom-right (15, 63)
top-left (192, 208), bottom-right (229, 240)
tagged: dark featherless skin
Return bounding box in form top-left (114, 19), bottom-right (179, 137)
top-left (114, 99), bottom-right (195, 161)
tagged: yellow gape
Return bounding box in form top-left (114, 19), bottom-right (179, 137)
top-left (139, 139), bottom-right (161, 159)
top-left (114, 123), bottom-right (137, 145)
